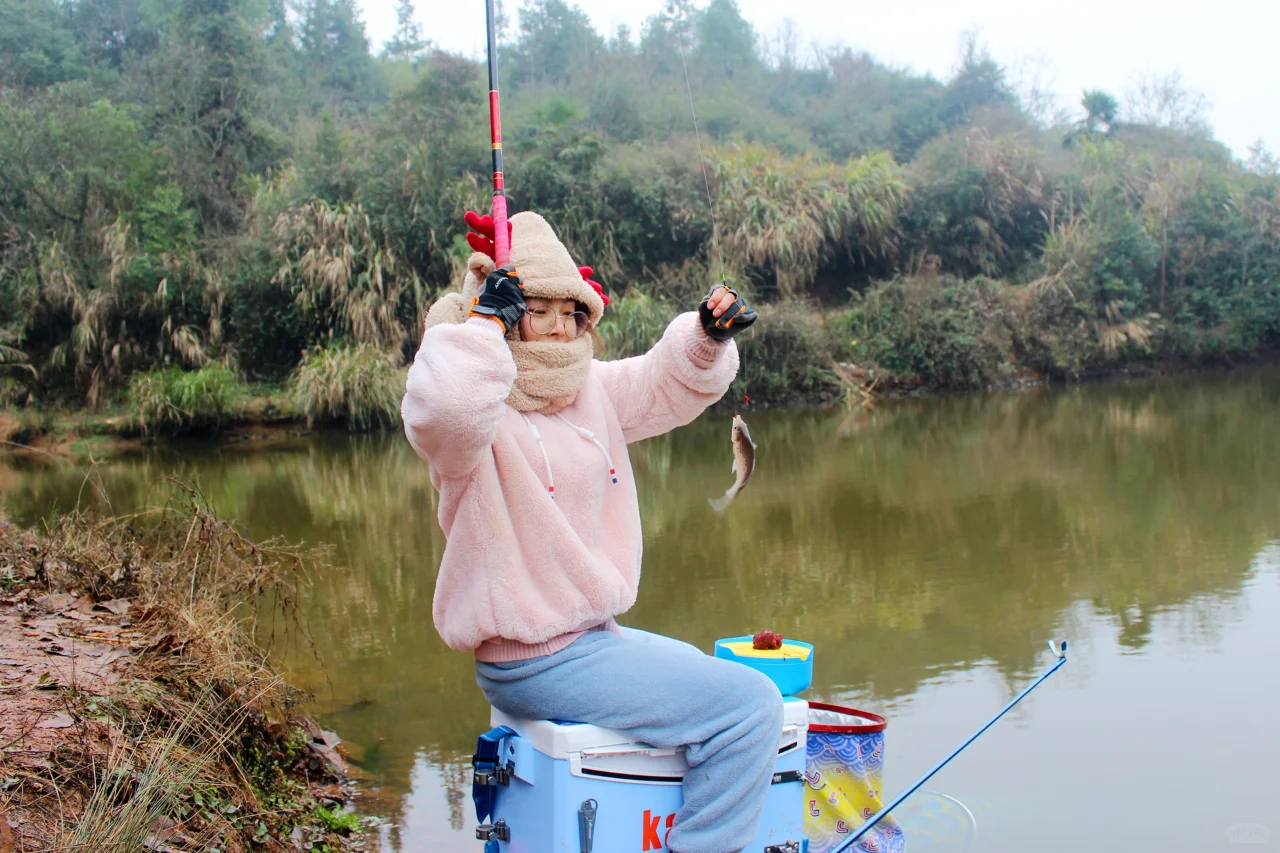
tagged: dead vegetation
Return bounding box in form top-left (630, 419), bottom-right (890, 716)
top-left (0, 486), bottom-right (370, 851)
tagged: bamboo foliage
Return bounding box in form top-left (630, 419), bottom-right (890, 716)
top-left (0, 340), bottom-right (35, 381)
top-left (32, 218), bottom-right (223, 404)
top-left (1097, 299), bottom-right (1160, 357)
top-left (1032, 218), bottom-right (1161, 359)
top-left (909, 128), bottom-right (1049, 275)
top-left (1033, 215), bottom-right (1092, 297)
top-left (1232, 183), bottom-right (1280, 287)
top-left (964, 130), bottom-right (1045, 219)
top-left (711, 144), bottom-right (908, 294)
top-left (961, 130), bottom-right (1046, 269)
top-left (40, 233), bottom-right (138, 405)
top-left (552, 205), bottom-right (626, 282)
top-left (272, 200), bottom-right (418, 350)
top-left (1137, 158), bottom-right (1202, 310)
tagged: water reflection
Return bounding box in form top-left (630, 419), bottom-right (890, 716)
top-left (2, 368), bottom-right (1278, 850)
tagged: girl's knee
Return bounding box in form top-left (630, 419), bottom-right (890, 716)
top-left (736, 668), bottom-right (785, 732)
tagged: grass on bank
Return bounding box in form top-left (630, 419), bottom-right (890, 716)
top-left (128, 364), bottom-right (248, 436)
top-left (0, 486), bottom-right (369, 850)
top-left (59, 692), bottom-right (241, 852)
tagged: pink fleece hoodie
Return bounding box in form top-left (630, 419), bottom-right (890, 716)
top-left (401, 311), bottom-right (738, 662)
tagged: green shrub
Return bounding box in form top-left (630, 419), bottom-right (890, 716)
top-left (128, 365), bottom-right (247, 436)
top-left (849, 276), bottom-right (1014, 388)
top-left (290, 344), bottom-right (403, 431)
top-left (731, 299), bottom-right (842, 404)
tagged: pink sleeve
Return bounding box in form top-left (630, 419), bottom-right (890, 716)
top-left (593, 311), bottom-right (739, 443)
top-left (401, 318), bottom-right (516, 479)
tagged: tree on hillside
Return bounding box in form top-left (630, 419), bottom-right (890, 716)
top-left (510, 0), bottom-right (603, 86)
top-left (1126, 70), bottom-right (1209, 135)
top-left (155, 0), bottom-right (271, 232)
top-left (638, 0), bottom-right (695, 77)
top-left (696, 0), bottom-right (757, 79)
top-left (608, 23), bottom-right (635, 56)
top-left (812, 47), bottom-right (944, 161)
top-left (383, 0), bottom-right (427, 62)
top-left (300, 0), bottom-right (377, 96)
top-left (1082, 90), bottom-right (1119, 132)
top-left (938, 35), bottom-right (1014, 128)
top-left (265, 0), bottom-right (290, 42)
top-left (64, 0), bottom-right (161, 69)
top-left (0, 0), bottom-right (83, 86)
top-left (1247, 141), bottom-right (1279, 178)
top-left (1007, 52), bottom-right (1061, 128)
top-left (1064, 89), bottom-right (1120, 146)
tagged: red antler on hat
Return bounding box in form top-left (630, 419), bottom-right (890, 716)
top-left (577, 266), bottom-right (609, 307)
top-left (464, 210), bottom-right (513, 260)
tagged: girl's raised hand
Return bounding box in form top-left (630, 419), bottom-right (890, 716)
top-left (699, 286), bottom-right (758, 341)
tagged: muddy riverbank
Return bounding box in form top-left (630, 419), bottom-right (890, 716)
top-left (0, 498), bottom-right (371, 851)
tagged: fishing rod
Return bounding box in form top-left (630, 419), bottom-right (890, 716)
top-left (484, 0), bottom-right (510, 267)
top-left (832, 639), bottom-right (1069, 853)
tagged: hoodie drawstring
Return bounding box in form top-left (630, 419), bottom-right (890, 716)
top-left (554, 413), bottom-right (619, 485)
top-left (519, 412), bottom-right (556, 499)
top-left (519, 412), bottom-right (618, 501)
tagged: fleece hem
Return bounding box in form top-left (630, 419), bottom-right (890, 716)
top-left (474, 619), bottom-right (622, 662)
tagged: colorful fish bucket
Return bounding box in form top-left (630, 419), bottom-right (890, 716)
top-left (805, 703), bottom-right (905, 853)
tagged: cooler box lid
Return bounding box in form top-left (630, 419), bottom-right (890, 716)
top-left (491, 697), bottom-right (810, 760)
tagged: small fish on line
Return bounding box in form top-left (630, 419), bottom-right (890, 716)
top-left (709, 414), bottom-right (756, 513)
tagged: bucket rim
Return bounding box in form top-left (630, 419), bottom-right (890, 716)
top-left (807, 701), bottom-right (887, 733)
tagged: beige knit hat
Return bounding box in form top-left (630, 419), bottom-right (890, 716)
top-left (508, 212), bottom-right (605, 327)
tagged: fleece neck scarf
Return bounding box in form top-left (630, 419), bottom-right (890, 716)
top-left (422, 291), bottom-right (593, 415)
top-left (506, 334), bottom-right (593, 415)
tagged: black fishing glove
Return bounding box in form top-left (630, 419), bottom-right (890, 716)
top-left (469, 266), bottom-right (525, 333)
top-left (698, 286), bottom-right (758, 342)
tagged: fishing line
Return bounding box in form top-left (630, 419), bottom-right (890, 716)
top-left (675, 20), bottom-right (721, 280)
top-left (675, 13), bottom-right (750, 409)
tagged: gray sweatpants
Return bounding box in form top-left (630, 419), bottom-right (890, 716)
top-left (475, 627), bottom-right (785, 853)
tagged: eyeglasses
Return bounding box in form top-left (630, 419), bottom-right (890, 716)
top-left (526, 307), bottom-right (590, 339)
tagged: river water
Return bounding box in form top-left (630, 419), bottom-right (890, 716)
top-left (2, 368), bottom-right (1279, 852)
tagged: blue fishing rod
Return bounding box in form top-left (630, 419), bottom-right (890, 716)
top-left (832, 639), bottom-right (1069, 853)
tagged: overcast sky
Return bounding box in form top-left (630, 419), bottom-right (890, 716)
top-left (364, 0), bottom-right (1276, 159)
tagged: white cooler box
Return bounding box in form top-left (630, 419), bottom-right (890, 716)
top-left (472, 697), bottom-right (809, 853)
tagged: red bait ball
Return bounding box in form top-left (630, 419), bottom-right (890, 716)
top-left (752, 630), bottom-right (783, 650)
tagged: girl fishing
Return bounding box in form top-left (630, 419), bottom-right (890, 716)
top-left (400, 209), bottom-right (775, 853)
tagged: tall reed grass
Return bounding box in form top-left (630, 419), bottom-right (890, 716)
top-left (290, 343), bottom-right (404, 430)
